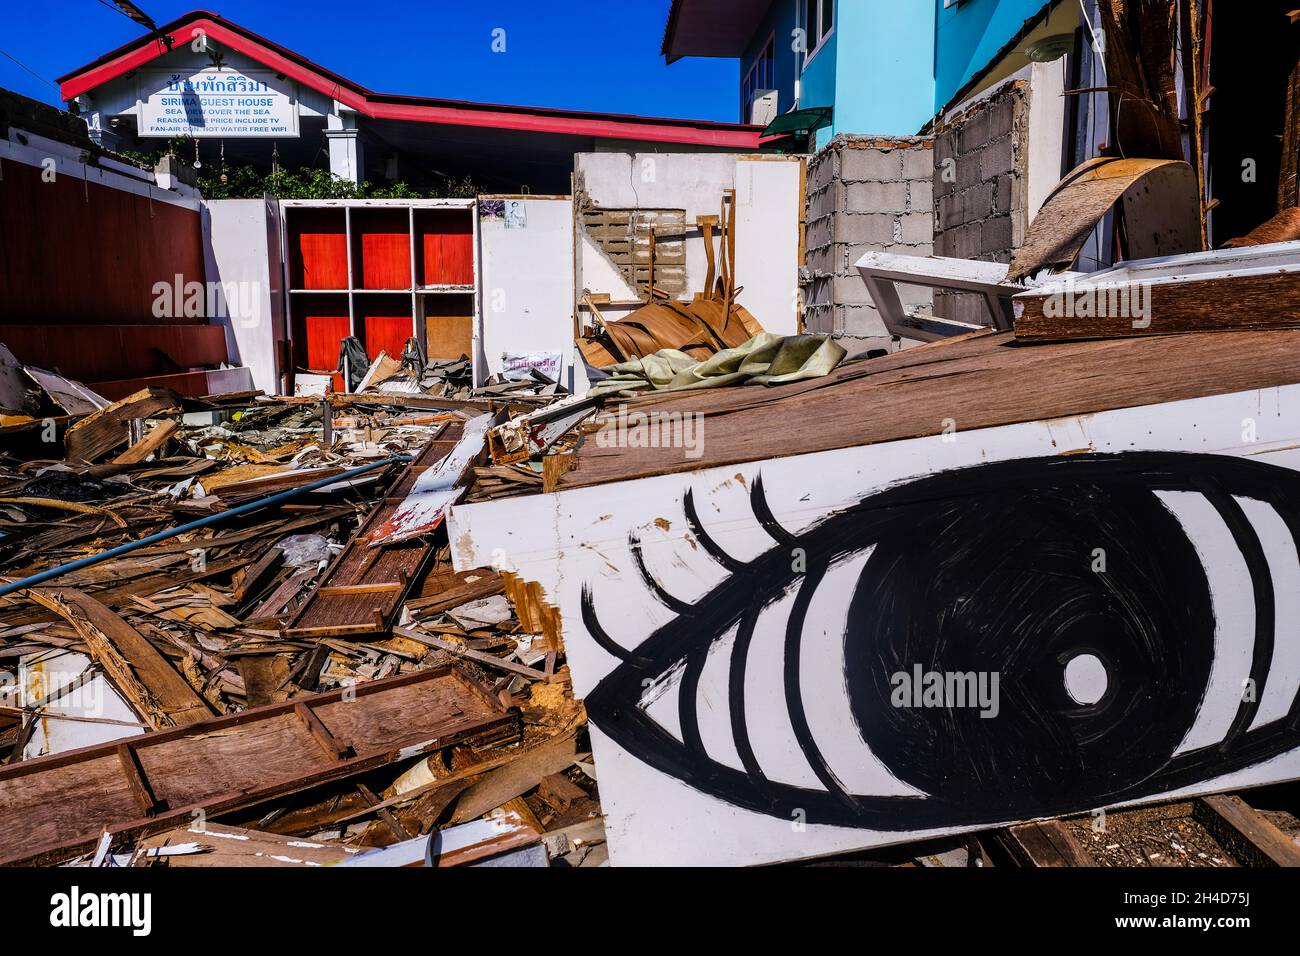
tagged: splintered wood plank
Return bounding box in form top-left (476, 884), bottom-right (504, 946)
top-left (29, 587), bottom-right (213, 729)
top-left (132, 822), bottom-right (361, 867)
top-left (282, 421), bottom-right (468, 640)
top-left (367, 414), bottom-right (491, 545)
top-left (64, 387), bottom-right (181, 463)
top-left (0, 666), bottom-right (518, 866)
top-left (996, 819), bottom-right (1096, 867)
top-left (1014, 271), bottom-right (1300, 341)
top-left (1194, 795), bottom-right (1300, 867)
top-left (448, 730), bottom-right (579, 825)
top-left (557, 328), bottom-right (1300, 489)
top-left (112, 419), bottom-right (178, 465)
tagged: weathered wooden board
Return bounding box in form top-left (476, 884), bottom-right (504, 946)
top-left (0, 665), bottom-right (519, 866)
top-left (367, 413), bottom-right (491, 545)
top-left (555, 326), bottom-right (1300, 490)
top-left (1013, 241), bottom-right (1300, 341)
top-left (451, 384), bottom-right (1300, 865)
top-left (282, 420), bottom-right (467, 639)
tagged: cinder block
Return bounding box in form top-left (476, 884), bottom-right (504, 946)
top-left (835, 332), bottom-right (897, 357)
top-left (846, 180), bottom-right (909, 214)
top-left (899, 212), bottom-right (933, 245)
top-left (807, 197), bottom-right (837, 226)
top-left (981, 215), bottom-right (1014, 254)
top-left (884, 239), bottom-right (934, 259)
top-left (935, 290), bottom-right (989, 326)
top-left (993, 176), bottom-right (1014, 215)
top-left (979, 136), bottom-right (1016, 180)
top-left (900, 146), bottom-right (934, 181)
top-left (909, 178), bottom-right (934, 213)
top-left (954, 222), bottom-right (983, 259)
top-left (956, 154), bottom-right (982, 190)
top-left (806, 244), bottom-right (837, 275)
top-left (958, 110), bottom-right (991, 153)
top-left (837, 303), bottom-right (890, 339)
top-left (833, 272), bottom-right (874, 306)
top-left (841, 148), bottom-right (903, 183)
top-left (934, 132), bottom-right (957, 166)
top-left (810, 154), bottom-right (837, 191)
top-left (844, 242), bottom-right (892, 268)
top-left (837, 212), bottom-right (897, 245)
top-left (988, 98), bottom-right (1015, 139)
top-left (967, 182), bottom-right (998, 220)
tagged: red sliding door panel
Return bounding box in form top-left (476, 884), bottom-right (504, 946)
top-left (357, 296), bottom-right (413, 362)
top-left (355, 209), bottom-right (413, 290)
top-left (292, 294), bottom-right (349, 391)
top-left (417, 210), bottom-right (474, 286)
top-left (289, 210), bottom-right (348, 290)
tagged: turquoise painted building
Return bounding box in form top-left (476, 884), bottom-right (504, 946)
top-left (662, 0), bottom-right (1056, 146)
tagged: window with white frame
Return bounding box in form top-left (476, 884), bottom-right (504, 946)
top-left (804, 0), bottom-right (834, 63)
top-left (742, 34), bottom-right (776, 122)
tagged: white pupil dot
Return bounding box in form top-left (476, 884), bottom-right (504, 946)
top-left (1064, 654), bottom-right (1108, 706)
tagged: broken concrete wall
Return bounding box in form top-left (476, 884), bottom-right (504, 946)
top-left (933, 81), bottom-right (1031, 323)
top-left (804, 135), bottom-right (935, 354)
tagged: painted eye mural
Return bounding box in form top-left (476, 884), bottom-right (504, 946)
top-left (581, 452), bottom-right (1300, 831)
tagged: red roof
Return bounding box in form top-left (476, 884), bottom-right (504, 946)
top-left (59, 10), bottom-right (763, 149)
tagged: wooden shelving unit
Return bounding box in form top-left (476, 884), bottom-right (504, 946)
top-left (281, 199), bottom-right (479, 390)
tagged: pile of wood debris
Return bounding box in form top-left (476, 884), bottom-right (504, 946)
top-left (0, 374), bottom-right (602, 868)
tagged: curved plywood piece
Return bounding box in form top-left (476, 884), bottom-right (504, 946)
top-left (1007, 157), bottom-right (1202, 282)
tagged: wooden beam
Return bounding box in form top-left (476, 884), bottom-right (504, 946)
top-left (1194, 794), bottom-right (1300, 867)
top-left (294, 701), bottom-right (354, 760)
top-left (112, 419), bottom-right (178, 465)
top-left (117, 743), bottom-right (168, 817)
top-left (0, 665), bottom-right (519, 866)
top-left (29, 587), bottom-right (213, 729)
top-left (994, 819), bottom-right (1095, 867)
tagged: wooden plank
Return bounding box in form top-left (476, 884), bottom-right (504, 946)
top-left (995, 819), bottom-right (1095, 867)
top-left (1194, 795), bottom-right (1300, 867)
top-left (64, 387), bottom-right (181, 462)
top-left (555, 327), bottom-right (1300, 489)
top-left (1014, 243), bottom-right (1300, 341)
top-left (448, 731), bottom-right (579, 825)
top-left (0, 665), bottom-right (519, 866)
top-left (282, 425), bottom-right (463, 640)
top-left (394, 626), bottom-right (550, 682)
top-left (117, 743), bottom-right (167, 817)
top-left (294, 701), bottom-right (354, 760)
top-left (29, 588), bottom-right (213, 729)
top-left (367, 414), bottom-right (492, 545)
top-left (131, 822), bottom-right (360, 867)
top-left (112, 419), bottom-right (178, 465)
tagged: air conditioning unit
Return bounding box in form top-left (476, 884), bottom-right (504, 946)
top-left (749, 90), bottom-right (779, 127)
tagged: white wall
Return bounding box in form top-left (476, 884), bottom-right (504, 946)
top-left (478, 197), bottom-right (584, 391)
top-left (574, 153), bottom-right (803, 336)
top-left (202, 199), bottom-right (285, 395)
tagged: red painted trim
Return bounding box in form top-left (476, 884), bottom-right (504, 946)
top-left (60, 12), bottom-right (763, 149)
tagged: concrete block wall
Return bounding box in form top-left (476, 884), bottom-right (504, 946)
top-left (933, 81), bottom-right (1030, 324)
top-left (804, 135), bottom-right (935, 354)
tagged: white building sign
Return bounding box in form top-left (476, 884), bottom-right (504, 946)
top-left (138, 70), bottom-right (299, 138)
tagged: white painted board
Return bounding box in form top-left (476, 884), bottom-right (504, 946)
top-left (478, 198), bottom-right (579, 391)
top-left (450, 384), bottom-right (1300, 865)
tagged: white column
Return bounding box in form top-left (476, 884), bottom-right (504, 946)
top-left (325, 108), bottom-right (364, 183)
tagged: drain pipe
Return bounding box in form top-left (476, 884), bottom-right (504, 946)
top-left (0, 455), bottom-right (411, 599)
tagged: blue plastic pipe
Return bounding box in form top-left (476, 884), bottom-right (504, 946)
top-left (0, 455), bottom-right (411, 598)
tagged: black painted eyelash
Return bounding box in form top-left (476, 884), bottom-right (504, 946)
top-left (582, 452), bottom-right (1300, 831)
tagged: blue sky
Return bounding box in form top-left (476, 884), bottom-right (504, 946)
top-left (0, 0), bottom-right (740, 121)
